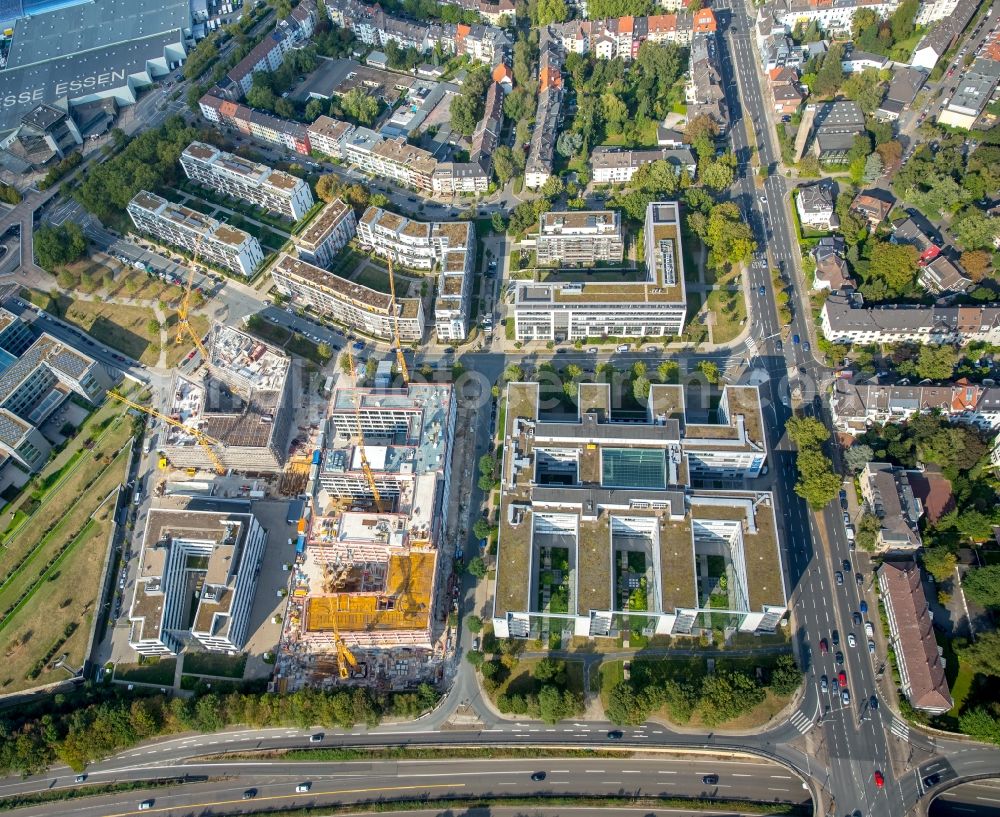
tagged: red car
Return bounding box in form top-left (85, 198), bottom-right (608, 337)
top-left (874, 771), bottom-right (884, 788)
top-left (819, 638), bottom-right (829, 655)
top-left (838, 671), bottom-right (847, 686)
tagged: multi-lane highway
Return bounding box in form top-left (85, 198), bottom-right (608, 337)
top-left (1, 755), bottom-right (810, 817)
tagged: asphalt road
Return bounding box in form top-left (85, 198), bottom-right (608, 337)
top-left (2, 753), bottom-right (809, 817)
top-left (931, 779), bottom-right (1000, 816)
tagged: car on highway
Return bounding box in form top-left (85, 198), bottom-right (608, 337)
top-left (860, 600), bottom-right (868, 614)
top-left (531, 772), bottom-right (546, 781)
top-left (820, 675), bottom-right (828, 691)
top-left (74, 774), bottom-right (87, 783)
top-left (856, 572), bottom-right (864, 587)
top-left (842, 689), bottom-right (851, 705)
top-left (296, 783), bottom-right (312, 792)
top-left (870, 695), bottom-right (878, 710)
top-left (310, 734), bottom-right (323, 742)
top-left (588, 347), bottom-right (598, 353)
top-left (607, 730), bottom-right (624, 739)
top-left (835, 571), bottom-right (844, 586)
top-left (758, 286), bottom-right (766, 295)
top-left (243, 789), bottom-right (258, 799)
top-left (775, 339), bottom-right (782, 351)
top-left (868, 640), bottom-right (876, 655)
top-left (759, 196), bottom-right (767, 204)
top-left (804, 341), bottom-right (811, 352)
top-left (842, 559), bottom-right (851, 571)
top-left (838, 670), bottom-right (847, 686)
top-left (923, 774), bottom-right (941, 788)
top-left (865, 621), bottom-right (874, 637)
top-left (793, 334), bottom-right (800, 344)
top-left (847, 633), bottom-right (857, 648)
top-left (819, 638), bottom-right (828, 654)
top-left (139, 801), bottom-right (154, 811)
top-left (874, 770), bottom-right (884, 788)
top-left (702, 775), bottom-right (719, 785)
top-left (835, 651), bottom-right (844, 664)
top-left (831, 629), bottom-right (840, 646)
top-left (853, 612), bottom-right (862, 626)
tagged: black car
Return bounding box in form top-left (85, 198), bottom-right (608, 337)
top-left (702, 775), bottom-right (719, 785)
top-left (531, 772), bottom-right (546, 781)
top-left (853, 612), bottom-right (862, 626)
top-left (923, 774), bottom-right (941, 788)
top-left (870, 695), bottom-right (878, 710)
top-left (607, 730), bottom-right (623, 739)
top-left (835, 651), bottom-right (844, 665)
top-left (842, 559), bottom-right (851, 572)
top-left (832, 629), bottom-right (840, 646)
top-left (243, 789), bottom-right (258, 800)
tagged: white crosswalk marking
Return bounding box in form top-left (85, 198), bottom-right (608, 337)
top-left (790, 710), bottom-right (812, 734)
top-left (891, 718), bottom-right (910, 741)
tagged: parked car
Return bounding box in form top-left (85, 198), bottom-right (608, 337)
top-left (865, 621), bottom-right (874, 637)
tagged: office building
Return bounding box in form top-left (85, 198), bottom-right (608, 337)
top-left (129, 506), bottom-right (267, 655)
top-left (293, 198), bottom-right (358, 268)
top-left (492, 381), bottom-right (785, 640)
top-left (180, 142), bottom-right (315, 221)
top-left (534, 210), bottom-right (624, 265)
top-left (160, 325), bottom-right (293, 472)
top-left (271, 254), bottom-right (426, 342)
top-left (126, 191), bottom-right (264, 277)
top-left (513, 201), bottom-right (686, 341)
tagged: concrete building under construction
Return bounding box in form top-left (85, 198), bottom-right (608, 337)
top-left (273, 383), bottom-right (456, 690)
top-left (160, 325), bottom-right (293, 473)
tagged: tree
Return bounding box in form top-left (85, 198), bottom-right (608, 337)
top-left (844, 444), bottom-right (874, 474)
top-left (786, 416), bottom-right (830, 448)
top-left (0, 182), bottom-right (21, 205)
top-left (863, 152), bottom-right (883, 184)
top-left (685, 113), bottom-right (720, 160)
top-left (657, 360), bottom-right (678, 382)
top-left (813, 43), bottom-right (845, 98)
top-left (466, 615), bottom-right (483, 634)
top-left (467, 556), bottom-right (488, 579)
top-left (491, 212), bottom-right (507, 234)
top-left (540, 175), bottom-right (564, 201)
top-left (856, 512), bottom-right (881, 552)
top-left (960, 250), bottom-right (992, 282)
top-left (769, 654), bottom-right (803, 696)
top-left (317, 342), bottom-right (333, 363)
top-left (959, 708), bottom-right (1000, 744)
top-left (963, 565), bottom-right (1000, 608)
top-left (556, 130), bottom-right (583, 158)
top-left (960, 631), bottom-right (1000, 677)
top-left (921, 547), bottom-right (957, 583)
top-left (34, 223), bottom-right (87, 271)
top-left (538, 684), bottom-right (578, 723)
top-left (699, 671), bottom-right (765, 726)
top-left (606, 680), bottom-right (652, 725)
top-left (473, 517), bottom-right (496, 540)
top-left (914, 344), bottom-right (957, 380)
top-left (534, 657), bottom-right (565, 683)
top-left (703, 202), bottom-right (756, 269)
top-left (698, 361), bottom-right (720, 384)
top-left (492, 145), bottom-right (514, 184)
top-left (340, 87), bottom-right (379, 125)
top-left (953, 209), bottom-right (999, 251)
top-left (843, 68), bottom-right (887, 114)
top-left (700, 160), bottom-right (734, 191)
top-left (794, 447), bottom-right (842, 510)
top-left (315, 175), bottom-right (340, 203)
top-left (535, 0), bottom-right (569, 25)
top-left (868, 240), bottom-right (918, 294)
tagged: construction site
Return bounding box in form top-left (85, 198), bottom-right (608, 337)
top-left (272, 380), bottom-right (457, 692)
top-left (159, 324), bottom-right (294, 474)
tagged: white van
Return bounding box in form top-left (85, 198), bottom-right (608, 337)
top-left (616, 344), bottom-right (630, 353)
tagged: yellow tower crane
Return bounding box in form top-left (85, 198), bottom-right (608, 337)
top-left (387, 259), bottom-right (409, 386)
top-left (107, 390), bottom-right (226, 475)
top-left (346, 350), bottom-right (384, 511)
top-left (175, 240), bottom-right (209, 361)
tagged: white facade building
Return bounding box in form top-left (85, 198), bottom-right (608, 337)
top-left (293, 198), bottom-right (358, 268)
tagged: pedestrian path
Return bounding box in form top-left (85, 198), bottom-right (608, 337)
top-left (891, 717), bottom-right (910, 741)
top-left (789, 709), bottom-right (813, 734)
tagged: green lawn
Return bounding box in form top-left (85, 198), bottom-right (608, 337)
top-left (353, 265), bottom-right (392, 293)
top-left (946, 661), bottom-right (974, 720)
top-left (183, 651), bottom-right (247, 678)
top-left (599, 659), bottom-right (626, 711)
top-left (597, 119), bottom-right (660, 149)
top-left (114, 657), bottom-right (177, 686)
top-left (706, 288), bottom-right (746, 344)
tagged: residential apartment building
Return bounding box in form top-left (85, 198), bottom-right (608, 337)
top-left (293, 198), bottom-right (358, 268)
top-left (161, 325), bottom-right (294, 473)
top-left (938, 58), bottom-right (1000, 130)
top-left (911, 0), bottom-right (979, 70)
top-left (812, 236), bottom-right (854, 291)
top-left (307, 116), bottom-right (356, 158)
top-left (549, 8), bottom-right (717, 59)
top-left (221, 0), bottom-right (318, 98)
top-left (687, 30), bottom-right (729, 129)
top-left (492, 381), bottom-right (785, 641)
top-left (878, 560), bottom-right (953, 713)
top-left (0, 309), bottom-right (111, 472)
top-left (525, 29), bottom-right (563, 190)
top-left (126, 191), bottom-right (264, 277)
top-left (199, 94), bottom-right (312, 154)
top-left (129, 507), bottom-right (267, 656)
top-left (590, 146), bottom-right (696, 184)
top-left (919, 255), bottom-right (973, 296)
top-left (357, 207), bottom-right (474, 341)
top-left (513, 201), bottom-right (686, 340)
top-left (796, 181), bottom-right (837, 230)
top-left (830, 376), bottom-right (1000, 435)
top-left (534, 210), bottom-right (624, 265)
top-left (769, 0), bottom-right (900, 36)
top-left (820, 290), bottom-right (1000, 345)
top-left (768, 66), bottom-right (804, 116)
top-left (860, 462), bottom-right (923, 551)
top-left (271, 253), bottom-right (426, 341)
top-left (180, 141), bottom-right (315, 221)
top-left (849, 191), bottom-right (894, 227)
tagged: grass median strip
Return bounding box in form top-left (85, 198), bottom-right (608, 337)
top-left (215, 747), bottom-right (632, 763)
top-left (0, 776), bottom-right (215, 811)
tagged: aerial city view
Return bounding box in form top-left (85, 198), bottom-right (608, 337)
top-left (1, 0), bottom-right (1000, 814)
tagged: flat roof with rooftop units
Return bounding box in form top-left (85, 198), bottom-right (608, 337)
top-left (493, 381), bottom-right (785, 640)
